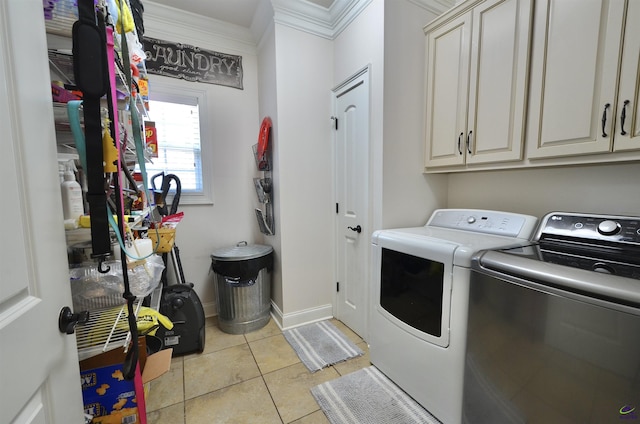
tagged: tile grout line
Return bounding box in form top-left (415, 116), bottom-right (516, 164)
top-left (246, 335), bottom-right (286, 424)
top-left (182, 317), bottom-right (216, 422)
top-left (182, 356), bottom-right (187, 422)
top-left (152, 318), bottom-right (366, 423)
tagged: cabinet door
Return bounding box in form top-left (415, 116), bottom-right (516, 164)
top-left (424, 12), bottom-right (471, 168)
top-left (613, 0), bottom-right (640, 152)
top-left (527, 0), bottom-right (625, 159)
top-left (466, 0), bottom-right (531, 165)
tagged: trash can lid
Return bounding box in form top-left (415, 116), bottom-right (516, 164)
top-left (211, 241), bottom-right (273, 261)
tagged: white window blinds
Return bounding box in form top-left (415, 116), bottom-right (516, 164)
top-left (145, 99), bottom-right (202, 193)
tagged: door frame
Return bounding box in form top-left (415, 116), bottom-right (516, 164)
top-left (331, 65), bottom-right (371, 341)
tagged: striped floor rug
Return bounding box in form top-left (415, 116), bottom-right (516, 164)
top-left (283, 320), bottom-right (363, 372)
top-left (311, 366), bottom-right (441, 424)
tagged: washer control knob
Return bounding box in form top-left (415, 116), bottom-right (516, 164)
top-left (467, 216), bottom-right (476, 224)
top-left (598, 220), bottom-right (621, 235)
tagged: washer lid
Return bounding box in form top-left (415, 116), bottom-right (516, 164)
top-left (211, 241), bottom-right (273, 261)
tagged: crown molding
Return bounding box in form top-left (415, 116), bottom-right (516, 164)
top-left (271, 0), bottom-right (452, 39)
top-left (145, 0), bottom-right (454, 47)
top-left (407, 0), bottom-right (454, 15)
top-left (251, 0), bottom-right (276, 44)
top-left (271, 0), bottom-right (371, 40)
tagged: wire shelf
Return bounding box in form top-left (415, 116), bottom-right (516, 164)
top-left (75, 284), bottom-right (161, 361)
top-left (75, 301), bottom-right (141, 360)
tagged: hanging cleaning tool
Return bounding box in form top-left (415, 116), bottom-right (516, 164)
top-left (72, 0), bottom-right (111, 261)
top-left (111, 0), bottom-right (142, 382)
top-left (257, 116), bottom-right (272, 171)
top-left (108, 0), bottom-right (155, 385)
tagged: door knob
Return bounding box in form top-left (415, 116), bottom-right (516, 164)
top-left (348, 225), bottom-right (362, 233)
top-left (58, 306), bottom-right (89, 335)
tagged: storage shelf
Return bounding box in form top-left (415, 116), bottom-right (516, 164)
top-left (53, 101), bottom-right (151, 164)
top-left (47, 0), bottom-right (159, 363)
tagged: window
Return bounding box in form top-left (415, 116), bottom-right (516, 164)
top-left (146, 100), bottom-right (201, 191)
top-left (139, 79), bottom-right (212, 204)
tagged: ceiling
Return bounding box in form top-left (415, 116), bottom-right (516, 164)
top-left (148, 0), bottom-right (336, 28)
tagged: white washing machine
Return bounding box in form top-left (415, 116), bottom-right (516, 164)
top-left (369, 209), bottom-right (538, 424)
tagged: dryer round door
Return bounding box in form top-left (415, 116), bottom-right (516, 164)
top-left (371, 230), bottom-right (455, 348)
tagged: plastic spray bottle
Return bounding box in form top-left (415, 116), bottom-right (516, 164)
top-left (61, 160), bottom-right (84, 221)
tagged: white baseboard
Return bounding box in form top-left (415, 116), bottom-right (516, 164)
top-left (204, 300), bottom-right (333, 331)
top-left (270, 301), bottom-right (333, 330)
top-left (202, 301), bottom-right (217, 318)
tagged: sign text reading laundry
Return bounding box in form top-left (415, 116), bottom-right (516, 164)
top-left (143, 37), bottom-right (243, 89)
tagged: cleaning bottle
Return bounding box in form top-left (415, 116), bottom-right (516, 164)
top-left (61, 160), bottom-right (84, 221)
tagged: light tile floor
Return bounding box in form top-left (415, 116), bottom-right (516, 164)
top-left (146, 317), bottom-right (371, 424)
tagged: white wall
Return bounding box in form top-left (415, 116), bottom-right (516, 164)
top-left (141, 0), bottom-right (640, 327)
top-left (448, 163), bottom-right (640, 219)
top-left (273, 23), bottom-right (335, 324)
top-left (333, 0), bottom-right (385, 233)
top-left (143, 0), bottom-right (456, 324)
top-left (382, 0), bottom-right (448, 229)
top-left (332, 0), bottom-right (448, 233)
top-left (256, 17), bottom-right (284, 311)
top-left (145, 3), bottom-right (261, 315)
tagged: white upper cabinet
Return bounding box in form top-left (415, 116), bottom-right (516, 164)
top-left (424, 11), bottom-right (471, 168)
top-left (613, 0), bottom-right (640, 152)
top-left (466, 0), bottom-right (532, 164)
top-left (526, 0), bottom-right (631, 159)
top-left (424, 0), bottom-right (532, 169)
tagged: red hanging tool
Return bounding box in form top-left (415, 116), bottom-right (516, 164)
top-left (257, 117), bottom-right (272, 170)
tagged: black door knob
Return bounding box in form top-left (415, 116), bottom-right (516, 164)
top-left (58, 306), bottom-right (89, 335)
top-left (348, 225), bottom-right (362, 233)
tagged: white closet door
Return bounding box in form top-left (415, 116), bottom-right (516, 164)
top-left (0, 1), bottom-right (84, 423)
top-left (466, 0), bottom-right (532, 165)
top-left (424, 12), bottom-right (471, 168)
top-left (613, 0), bottom-right (640, 152)
top-left (527, 0), bottom-right (625, 159)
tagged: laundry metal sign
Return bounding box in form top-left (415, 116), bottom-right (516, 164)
top-left (142, 37), bottom-right (243, 89)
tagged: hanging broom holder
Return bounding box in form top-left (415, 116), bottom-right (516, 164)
top-left (253, 117), bottom-right (274, 235)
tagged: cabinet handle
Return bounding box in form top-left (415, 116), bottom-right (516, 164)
top-left (620, 100), bottom-right (629, 136)
top-left (601, 103), bottom-right (611, 137)
top-left (466, 131), bottom-right (473, 154)
top-left (458, 132), bottom-right (463, 155)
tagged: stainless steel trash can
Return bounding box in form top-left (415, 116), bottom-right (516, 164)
top-left (210, 241), bottom-right (274, 334)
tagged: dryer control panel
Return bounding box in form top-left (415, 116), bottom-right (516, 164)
top-left (427, 209), bottom-right (538, 238)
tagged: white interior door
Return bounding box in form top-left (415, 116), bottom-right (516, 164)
top-left (334, 68), bottom-right (370, 340)
top-left (1, 2), bottom-right (84, 423)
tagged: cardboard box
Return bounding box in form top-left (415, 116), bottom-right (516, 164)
top-left (80, 340), bottom-right (172, 424)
